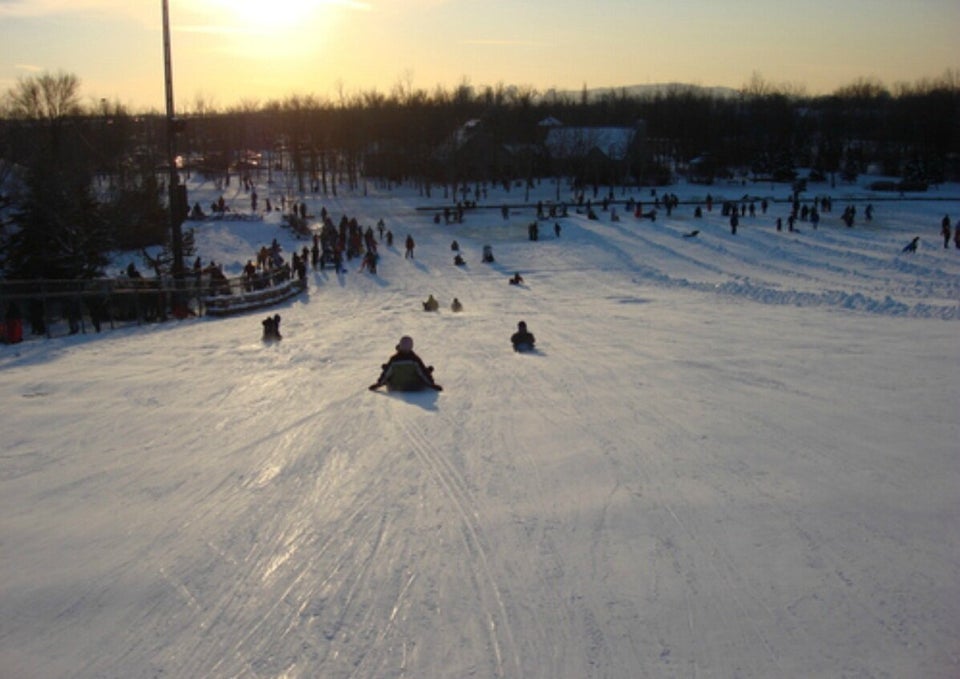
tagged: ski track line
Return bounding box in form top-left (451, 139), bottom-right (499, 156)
top-left (452, 346), bottom-right (585, 678)
top-left (645, 394), bottom-right (945, 675)
top-left (647, 404), bottom-right (794, 677)
top-left (613, 217), bottom-right (872, 296)
top-left (144, 459), bottom-right (317, 673)
top-left (541, 358), bottom-right (787, 679)
top-left (578, 215), bottom-right (960, 316)
top-left (717, 446), bottom-right (945, 667)
top-left (444, 334), bottom-right (587, 678)
top-left (346, 569), bottom-right (419, 679)
top-left (662, 499), bottom-right (787, 676)
top-left (502, 326), bottom-right (645, 677)
top-left (399, 418), bottom-right (522, 679)
top-left (302, 435), bottom-right (419, 675)
top-left (204, 473), bottom-right (395, 676)
top-left (181, 416), bottom-right (399, 676)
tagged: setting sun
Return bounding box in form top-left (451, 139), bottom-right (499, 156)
top-left (210, 0), bottom-right (320, 33)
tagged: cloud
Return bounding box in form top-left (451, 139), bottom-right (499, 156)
top-left (461, 39), bottom-right (545, 47)
top-left (329, 0), bottom-right (373, 9)
top-left (13, 63), bottom-right (45, 72)
top-left (174, 24), bottom-right (249, 36)
top-left (0, 0), bottom-right (153, 25)
top-left (0, 0), bottom-right (128, 17)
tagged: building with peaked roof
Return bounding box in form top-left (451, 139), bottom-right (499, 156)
top-left (543, 121), bottom-right (647, 185)
top-left (430, 116), bottom-right (650, 185)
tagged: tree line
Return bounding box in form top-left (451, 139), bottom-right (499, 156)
top-left (1, 70), bottom-right (957, 279)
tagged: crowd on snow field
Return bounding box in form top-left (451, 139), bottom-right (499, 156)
top-left (197, 180), bottom-right (960, 291)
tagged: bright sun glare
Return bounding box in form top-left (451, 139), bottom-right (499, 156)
top-left (217, 0), bottom-right (317, 32)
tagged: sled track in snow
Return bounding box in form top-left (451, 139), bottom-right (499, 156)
top-left (574, 217), bottom-right (960, 319)
top-left (399, 418), bottom-right (522, 679)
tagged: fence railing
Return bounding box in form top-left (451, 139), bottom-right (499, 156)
top-left (0, 267), bottom-right (304, 341)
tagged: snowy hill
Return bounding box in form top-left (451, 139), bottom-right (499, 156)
top-left (1, 176), bottom-right (959, 678)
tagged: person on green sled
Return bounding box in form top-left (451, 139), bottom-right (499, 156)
top-left (369, 335), bottom-right (443, 392)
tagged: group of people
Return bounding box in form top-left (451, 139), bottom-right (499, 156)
top-left (905, 215), bottom-right (960, 253)
top-left (261, 314), bottom-right (282, 341)
top-left (367, 321), bottom-right (536, 392)
top-left (236, 238), bottom-right (300, 292)
top-left (421, 295), bottom-right (463, 312)
top-left (313, 210), bottom-right (390, 274)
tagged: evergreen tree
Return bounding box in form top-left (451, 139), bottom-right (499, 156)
top-left (100, 165), bottom-right (168, 251)
top-left (2, 157), bottom-right (110, 279)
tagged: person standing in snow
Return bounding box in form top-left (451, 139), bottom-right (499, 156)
top-left (941, 215), bottom-right (951, 249)
top-left (359, 249), bottom-right (377, 274)
top-left (405, 234), bottom-right (415, 259)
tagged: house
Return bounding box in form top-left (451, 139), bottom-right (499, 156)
top-left (435, 118), bottom-right (519, 182)
top-left (543, 121), bottom-right (646, 185)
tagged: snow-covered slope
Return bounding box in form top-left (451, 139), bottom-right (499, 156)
top-left (2, 178), bottom-right (958, 678)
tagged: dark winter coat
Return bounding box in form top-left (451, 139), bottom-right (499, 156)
top-left (511, 329), bottom-right (536, 350)
top-left (373, 350), bottom-right (438, 389)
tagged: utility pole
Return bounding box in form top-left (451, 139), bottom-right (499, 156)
top-left (161, 0), bottom-right (184, 278)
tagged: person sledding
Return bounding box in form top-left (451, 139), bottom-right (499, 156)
top-left (422, 294), bottom-right (439, 311)
top-left (510, 320), bottom-right (536, 352)
top-left (369, 335), bottom-right (443, 392)
top-left (262, 314), bottom-right (282, 341)
top-left (508, 272), bottom-right (524, 285)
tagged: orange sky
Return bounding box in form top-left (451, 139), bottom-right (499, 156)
top-left (1, 0), bottom-right (958, 111)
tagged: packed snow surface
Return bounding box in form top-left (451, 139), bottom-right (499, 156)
top-left (2, 176), bottom-right (959, 678)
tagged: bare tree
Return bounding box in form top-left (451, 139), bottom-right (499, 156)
top-left (741, 72), bottom-right (778, 99)
top-left (833, 76), bottom-right (889, 100)
top-left (4, 70), bottom-right (82, 120)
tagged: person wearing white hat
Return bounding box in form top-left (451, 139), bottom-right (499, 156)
top-left (369, 336), bottom-right (443, 391)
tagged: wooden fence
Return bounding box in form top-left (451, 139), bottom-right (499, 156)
top-left (0, 269), bottom-right (307, 342)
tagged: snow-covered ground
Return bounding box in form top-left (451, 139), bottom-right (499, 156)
top-left (2, 175), bottom-right (959, 678)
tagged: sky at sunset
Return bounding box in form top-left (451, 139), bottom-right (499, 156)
top-left (1, 0), bottom-right (957, 111)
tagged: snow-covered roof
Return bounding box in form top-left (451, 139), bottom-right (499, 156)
top-left (543, 126), bottom-right (636, 160)
top-left (450, 118), bottom-right (484, 149)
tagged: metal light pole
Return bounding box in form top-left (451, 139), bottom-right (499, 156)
top-left (161, 0), bottom-right (184, 277)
